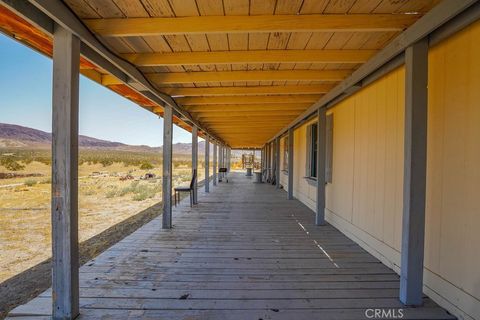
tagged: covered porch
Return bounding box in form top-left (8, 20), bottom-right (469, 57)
top-left (1, 0), bottom-right (479, 318)
top-left (9, 172), bottom-right (453, 319)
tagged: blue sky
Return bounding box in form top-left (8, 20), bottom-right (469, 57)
top-left (0, 33), bottom-right (194, 147)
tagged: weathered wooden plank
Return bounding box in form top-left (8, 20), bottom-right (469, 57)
top-left (287, 128), bottom-right (294, 199)
top-left (400, 38), bottom-right (429, 306)
top-left (162, 104), bottom-right (173, 228)
top-left (213, 143), bottom-right (217, 186)
top-left (9, 173), bottom-right (452, 319)
top-left (316, 107), bottom-right (327, 225)
top-left (192, 126), bottom-right (198, 204)
top-left (205, 136), bottom-right (209, 193)
top-left (51, 24), bottom-right (80, 320)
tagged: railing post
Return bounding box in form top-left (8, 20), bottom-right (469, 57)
top-left (192, 126), bottom-right (198, 204)
top-left (275, 137), bottom-right (281, 189)
top-left (162, 104), bottom-right (173, 229)
top-left (316, 107), bottom-right (327, 225)
top-left (205, 136), bottom-right (210, 192)
top-left (213, 143), bottom-right (217, 186)
top-left (400, 38), bottom-right (429, 306)
top-left (51, 24), bottom-right (80, 320)
top-left (287, 128), bottom-right (294, 200)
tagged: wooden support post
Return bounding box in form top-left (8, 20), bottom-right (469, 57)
top-left (162, 104), bottom-right (173, 229)
top-left (218, 145), bottom-right (223, 180)
top-left (287, 128), bottom-right (294, 200)
top-left (274, 142), bottom-right (278, 183)
top-left (261, 147), bottom-right (264, 173)
top-left (226, 147), bottom-right (230, 172)
top-left (316, 107), bottom-right (327, 225)
top-left (192, 126), bottom-right (198, 204)
top-left (227, 148), bottom-right (231, 172)
top-left (205, 136), bottom-right (210, 192)
top-left (213, 143), bottom-right (217, 186)
top-left (271, 142), bottom-right (276, 183)
top-left (400, 38), bottom-right (428, 306)
top-left (265, 147), bottom-right (268, 173)
top-left (266, 143), bottom-right (270, 180)
top-left (51, 25), bottom-right (80, 320)
top-left (275, 137), bottom-right (281, 189)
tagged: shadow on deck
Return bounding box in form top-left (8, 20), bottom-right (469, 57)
top-left (8, 172), bottom-right (454, 319)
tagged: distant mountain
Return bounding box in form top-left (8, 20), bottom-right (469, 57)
top-left (0, 123), bottom-right (205, 154)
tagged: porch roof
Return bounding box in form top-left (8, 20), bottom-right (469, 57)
top-left (0, 0), bottom-right (440, 148)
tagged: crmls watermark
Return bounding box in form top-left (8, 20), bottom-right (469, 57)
top-left (365, 308), bottom-right (404, 319)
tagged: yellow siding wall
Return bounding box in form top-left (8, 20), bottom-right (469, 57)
top-left (324, 66), bottom-right (406, 269)
top-left (424, 20), bottom-right (480, 319)
top-left (279, 20), bottom-right (480, 320)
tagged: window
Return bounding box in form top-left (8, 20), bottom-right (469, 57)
top-left (282, 136), bottom-right (289, 171)
top-left (305, 114), bottom-right (333, 182)
top-left (306, 123), bottom-right (318, 178)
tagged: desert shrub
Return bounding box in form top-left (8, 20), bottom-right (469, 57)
top-left (131, 183), bottom-right (161, 201)
top-left (100, 159), bottom-right (113, 167)
top-left (139, 161), bottom-right (154, 170)
top-left (117, 186), bottom-right (131, 197)
top-left (105, 187), bottom-right (118, 198)
top-left (115, 181), bottom-right (140, 197)
top-left (132, 191), bottom-right (149, 201)
top-left (24, 179), bottom-right (37, 186)
top-left (40, 178), bottom-right (51, 184)
top-left (129, 181), bottom-right (140, 190)
top-left (22, 156), bottom-right (33, 165)
top-left (1, 156), bottom-right (25, 171)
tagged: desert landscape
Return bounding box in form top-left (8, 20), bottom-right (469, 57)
top-left (0, 123), bottom-right (210, 282)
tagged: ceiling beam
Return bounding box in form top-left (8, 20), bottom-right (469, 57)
top-left (157, 85), bottom-right (335, 97)
top-left (211, 124), bottom-right (285, 128)
top-left (84, 14), bottom-right (419, 37)
top-left (268, 0), bottom-right (479, 145)
top-left (212, 128), bottom-right (281, 133)
top-left (121, 49), bottom-right (377, 66)
top-left (13, 0), bottom-right (225, 145)
top-left (103, 71), bottom-right (349, 85)
top-left (177, 95), bottom-right (320, 105)
top-left (203, 117), bottom-right (293, 123)
top-left (112, 70), bottom-right (351, 85)
top-left (184, 104), bottom-right (310, 112)
top-left (196, 111), bottom-right (301, 118)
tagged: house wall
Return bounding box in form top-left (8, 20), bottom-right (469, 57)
top-left (278, 20), bottom-right (480, 320)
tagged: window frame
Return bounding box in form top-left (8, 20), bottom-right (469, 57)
top-left (282, 136), bottom-right (289, 172)
top-left (306, 122), bottom-right (318, 179)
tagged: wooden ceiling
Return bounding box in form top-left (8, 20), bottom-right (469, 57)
top-left (64, 0), bottom-right (439, 148)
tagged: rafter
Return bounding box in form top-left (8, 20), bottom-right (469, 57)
top-left (84, 14), bottom-right (419, 37)
top-left (196, 111), bottom-right (301, 118)
top-left (116, 70), bottom-right (347, 85)
top-left (212, 128), bottom-right (280, 133)
top-left (121, 49), bottom-right (377, 66)
top-left (177, 95), bottom-right (320, 105)
top-left (103, 70), bottom-right (350, 85)
top-left (157, 85), bottom-right (335, 97)
top-left (202, 117), bottom-right (294, 123)
top-left (211, 124), bottom-right (284, 129)
top-left (184, 104), bottom-right (310, 112)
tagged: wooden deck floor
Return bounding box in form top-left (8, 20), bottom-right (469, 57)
top-left (9, 172), bottom-right (454, 319)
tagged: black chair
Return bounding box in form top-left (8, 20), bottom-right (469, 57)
top-left (219, 167), bottom-right (228, 183)
top-left (174, 169), bottom-right (196, 207)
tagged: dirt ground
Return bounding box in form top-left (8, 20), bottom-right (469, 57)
top-left (0, 160), bottom-right (205, 283)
